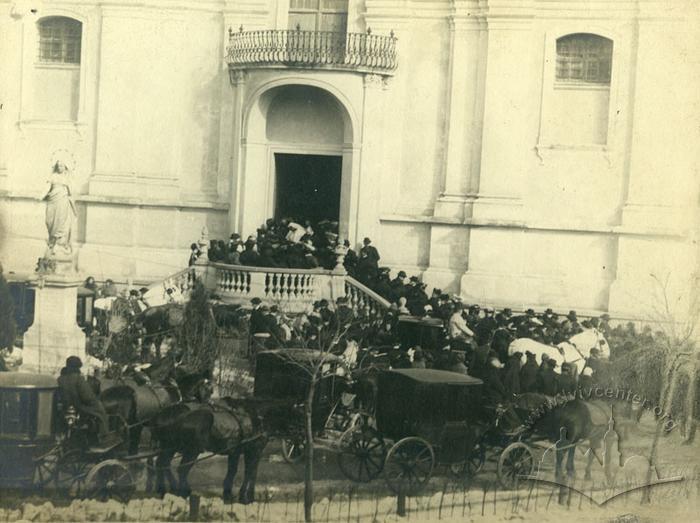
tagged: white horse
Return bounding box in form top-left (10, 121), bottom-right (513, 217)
top-left (142, 279), bottom-right (183, 307)
top-left (508, 328), bottom-right (610, 375)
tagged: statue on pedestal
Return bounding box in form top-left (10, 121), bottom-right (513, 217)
top-left (37, 150), bottom-right (77, 275)
top-left (41, 149), bottom-right (77, 256)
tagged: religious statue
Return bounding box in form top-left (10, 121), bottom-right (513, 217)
top-left (40, 150), bottom-right (77, 257)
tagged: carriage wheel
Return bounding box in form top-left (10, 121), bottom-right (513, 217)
top-left (383, 437), bottom-right (435, 496)
top-left (337, 426), bottom-right (386, 482)
top-left (84, 460), bottom-right (136, 503)
top-left (497, 442), bottom-right (535, 489)
top-left (281, 437), bottom-right (305, 464)
top-left (32, 448), bottom-right (60, 490)
top-left (55, 449), bottom-right (90, 497)
top-left (448, 442), bottom-right (486, 479)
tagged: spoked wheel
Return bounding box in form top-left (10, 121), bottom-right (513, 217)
top-left (281, 437), bottom-right (305, 464)
top-left (55, 449), bottom-right (90, 497)
top-left (448, 442), bottom-right (486, 479)
top-left (337, 426), bottom-right (386, 482)
top-left (497, 442), bottom-right (535, 489)
top-left (383, 437), bottom-right (435, 496)
top-left (32, 448), bottom-right (60, 491)
top-left (84, 460), bottom-right (136, 502)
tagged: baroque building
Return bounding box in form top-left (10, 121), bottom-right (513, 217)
top-left (0, 0), bottom-right (698, 317)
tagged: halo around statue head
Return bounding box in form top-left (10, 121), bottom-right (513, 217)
top-left (50, 149), bottom-right (76, 172)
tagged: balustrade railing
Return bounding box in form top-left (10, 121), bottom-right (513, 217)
top-left (147, 262), bottom-right (392, 315)
top-left (211, 263), bottom-right (323, 308)
top-left (344, 276), bottom-right (391, 317)
top-left (227, 28), bottom-right (397, 74)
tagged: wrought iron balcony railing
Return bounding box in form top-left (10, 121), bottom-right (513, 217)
top-left (227, 28), bottom-right (397, 75)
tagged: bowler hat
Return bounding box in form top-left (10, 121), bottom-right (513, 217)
top-left (397, 271), bottom-right (407, 278)
top-left (567, 310), bottom-right (577, 320)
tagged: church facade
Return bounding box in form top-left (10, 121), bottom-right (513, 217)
top-left (1, 0), bottom-right (698, 318)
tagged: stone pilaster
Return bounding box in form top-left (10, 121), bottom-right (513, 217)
top-left (434, 10), bottom-right (484, 220)
top-left (354, 73), bottom-right (388, 245)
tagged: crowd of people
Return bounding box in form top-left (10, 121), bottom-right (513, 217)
top-left (190, 218), bottom-right (346, 270)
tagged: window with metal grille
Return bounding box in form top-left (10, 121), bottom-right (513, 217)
top-left (37, 16), bottom-right (82, 65)
top-left (556, 33), bottom-right (612, 85)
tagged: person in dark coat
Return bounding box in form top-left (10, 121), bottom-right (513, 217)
top-left (389, 271), bottom-right (407, 302)
top-left (373, 268), bottom-right (393, 300)
top-left (558, 362), bottom-right (577, 396)
top-left (519, 351), bottom-right (539, 393)
top-left (343, 240), bottom-right (358, 276)
top-left (483, 356), bottom-right (508, 405)
top-left (503, 352), bottom-right (522, 395)
top-left (249, 297), bottom-right (266, 335)
top-left (407, 283), bottom-right (429, 316)
top-left (578, 366), bottom-right (594, 392)
top-left (57, 356), bottom-right (117, 449)
top-left (490, 317), bottom-right (514, 363)
top-left (537, 358), bottom-right (559, 396)
top-left (239, 238), bottom-right (260, 266)
top-left (357, 237), bottom-right (380, 285)
top-left (469, 343), bottom-right (491, 379)
top-left (475, 307), bottom-right (497, 346)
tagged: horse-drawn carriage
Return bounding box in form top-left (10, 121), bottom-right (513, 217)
top-left (254, 349), bottom-right (367, 468)
top-left (0, 372), bottom-right (142, 500)
top-left (337, 369), bottom-right (488, 494)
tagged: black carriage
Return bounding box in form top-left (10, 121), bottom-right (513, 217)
top-left (395, 316), bottom-right (446, 352)
top-left (0, 372), bottom-right (154, 500)
top-left (338, 369), bottom-right (487, 494)
top-left (254, 349), bottom-right (366, 465)
top-left (0, 373), bottom-right (57, 489)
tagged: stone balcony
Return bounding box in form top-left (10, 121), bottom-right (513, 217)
top-left (226, 27), bottom-right (398, 76)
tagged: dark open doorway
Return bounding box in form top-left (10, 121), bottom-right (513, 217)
top-left (274, 153), bottom-right (342, 224)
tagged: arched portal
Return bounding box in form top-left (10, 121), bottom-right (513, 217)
top-left (237, 83), bottom-right (358, 241)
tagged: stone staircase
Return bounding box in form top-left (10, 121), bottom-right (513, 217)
top-left (142, 260), bottom-right (391, 314)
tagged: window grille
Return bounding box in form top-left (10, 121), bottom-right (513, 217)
top-left (37, 17), bottom-right (82, 64)
top-left (556, 33), bottom-right (612, 85)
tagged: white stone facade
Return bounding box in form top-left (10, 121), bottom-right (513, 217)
top-left (0, 0), bottom-right (698, 318)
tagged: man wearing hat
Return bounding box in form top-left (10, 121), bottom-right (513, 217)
top-left (561, 310), bottom-right (581, 337)
top-left (357, 237), bottom-right (380, 285)
top-left (536, 357), bottom-right (559, 396)
top-left (57, 356), bottom-right (117, 451)
top-left (389, 270), bottom-right (408, 302)
top-left (519, 351), bottom-right (539, 393)
top-left (475, 307), bottom-right (497, 347)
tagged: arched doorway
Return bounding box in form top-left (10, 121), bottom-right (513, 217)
top-left (237, 82), bottom-right (357, 241)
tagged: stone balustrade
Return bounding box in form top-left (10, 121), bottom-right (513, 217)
top-left (344, 277), bottom-right (391, 317)
top-left (211, 263), bottom-right (323, 308)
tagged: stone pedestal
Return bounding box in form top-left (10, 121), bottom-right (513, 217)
top-left (22, 256), bottom-right (86, 374)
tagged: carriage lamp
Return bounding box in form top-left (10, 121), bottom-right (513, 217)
top-left (65, 405), bottom-right (79, 427)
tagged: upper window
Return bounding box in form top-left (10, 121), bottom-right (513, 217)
top-left (289, 0), bottom-right (348, 33)
top-left (37, 16), bottom-right (82, 65)
top-left (556, 33), bottom-right (612, 85)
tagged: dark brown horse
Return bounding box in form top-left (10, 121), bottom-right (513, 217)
top-left (149, 397), bottom-right (292, 504)
top-left (504, 393), bottom-right (596, 483)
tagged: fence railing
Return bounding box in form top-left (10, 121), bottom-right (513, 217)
top-left (227, 28), bottom-right (398, 74)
